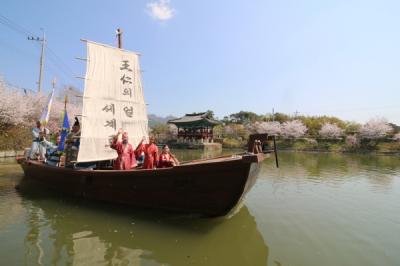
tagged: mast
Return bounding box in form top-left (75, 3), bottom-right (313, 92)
top-left (116, 28), bottom-right (123, 49)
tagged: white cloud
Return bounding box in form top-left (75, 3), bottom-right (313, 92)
top-left (147, 0), bottom-right (175, 21)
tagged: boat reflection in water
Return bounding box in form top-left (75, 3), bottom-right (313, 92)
top-left (18, 184), bottom-right (269, 266)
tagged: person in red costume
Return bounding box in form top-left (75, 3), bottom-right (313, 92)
top-left (135, 136), bottom-right (159, 169)
top-left (110, 129), bottom-right (137, 170)
top-left (158, 145), bottom-right (180, 168)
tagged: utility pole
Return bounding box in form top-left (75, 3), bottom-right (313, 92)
top-left (294, 110), bottom-right (299, 118)
top-left (116, 28), bottom-right (123, 48)
top-left (28, 30), bottom-right (46, 93)
top-left (272, 108), bottom-right (275, 122)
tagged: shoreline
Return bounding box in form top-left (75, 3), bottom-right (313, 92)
top-left (273, 148), bottom-right (400, 156)
top-left (2, 146), bottom-right (400, 159)
top-left (0, 150), bottom-right (24, 158)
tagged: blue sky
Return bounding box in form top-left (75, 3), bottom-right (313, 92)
top-left (1, 0), bottom-right (399, 123)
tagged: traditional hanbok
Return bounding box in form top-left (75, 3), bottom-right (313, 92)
top-left (158, 153), bottom-right (175, 168)
top-left (29, 127), bottom-right (50, 160)
top-left (111, 140), bottom-right (137, 170)
top-left (136, 143), bottom-right (159, 169)
top-left (65, 130), bottom-right (81, 164)
top-left (41, 140), bottom-right (60, 166)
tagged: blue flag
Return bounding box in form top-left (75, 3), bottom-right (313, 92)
top-left (58, 110), bottom-right (70, 151)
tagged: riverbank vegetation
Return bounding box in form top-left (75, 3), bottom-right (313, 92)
top-left (1, 77), bottom-right (400, 154)
top-left (154, 111), bottom-right (400, 154)
top-left (0, 77), bottom-right (80, 151)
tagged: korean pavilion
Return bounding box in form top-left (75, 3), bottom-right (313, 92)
top-left (168, 112), bottom-right (220, 143)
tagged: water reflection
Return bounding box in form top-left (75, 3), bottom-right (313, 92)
top-left (18, 187), bottom-right (269, 266)
top-left (262, 152), bottom-right (400, 191)
top-left (2, 151), bottom-right (400, 266)
top-left (0, 161), bottom-right (24, 230)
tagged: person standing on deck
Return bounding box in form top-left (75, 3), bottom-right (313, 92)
top-left (65, 118), bottom-right (81, 165)
top-left (110, 129), bottom-right (137, 170)
top-left (135, 136), bottom-right (159, 169)
top-left (29, 121), bottom-right (50, 160)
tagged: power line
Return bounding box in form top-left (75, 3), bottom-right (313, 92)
top-left (47, 47), bottom-right (75, 75)
top-left (46, 46), bottom-right (77, 84)
top-left (0, 36), bottom-right (39, 62)
top-left (0, 13), bottom-right (36, 37)
top-left (0, 12), bottom-right (77, 88)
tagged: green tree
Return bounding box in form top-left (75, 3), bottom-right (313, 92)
top-left (273, 112), bottom-right (290, 123)
top-left (345, 121), bottom-right (361, 135)
top-left (226, 111), bottom-right (262, 124)
top-left (205, 110), bottom-right (215, 120)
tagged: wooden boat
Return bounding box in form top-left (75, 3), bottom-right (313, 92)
top-left (18, 138), bottom-right (267, 217)
top-left (17, 35), bottom-right (275, 217)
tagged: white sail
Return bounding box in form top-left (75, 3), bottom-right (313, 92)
top-left (77, 40), bottom-right (149, 163)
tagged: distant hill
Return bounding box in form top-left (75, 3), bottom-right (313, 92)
top-left (148, 114), bottom-right (177, 127)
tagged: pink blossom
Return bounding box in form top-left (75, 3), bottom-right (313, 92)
top-left (359, 118), bottom-right (392, 139)
top-left (281, 120), bottom-right (307, 139)
top-left (0, 76), bottom-right (81, 130)
top-left (346, 135), bottom-right (359, 146)
top-left (253, 121), bottom-right (281, 135)
top-left (319, 123), bottom-right (344, 139)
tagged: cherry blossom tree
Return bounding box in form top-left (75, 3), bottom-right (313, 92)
top-left (393, 133), bottom-right (400, 141)
top-left (252, 121), bottom-right (281, 135)
top-left (359, 118), bottom-right (392, 139)
top-left (48, 98), bottom-right (81, 130)
top-left (1, 76), bottom-right (81, 130)
top-left (168, 124), bottom-right (178, 139)
top-left (346, 135), bottom-right (359, 146)
top-left (0, 79), bottom-right (42, 127)
top-left (281, 120), bottom-right (307, 139)
top-left (319, 123), bottom-right (344, 139)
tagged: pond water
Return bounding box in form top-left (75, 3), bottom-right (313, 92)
top-left (0, 151), bottom-right (399, 266)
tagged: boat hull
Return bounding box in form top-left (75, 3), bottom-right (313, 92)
top-left (18, 154), bottom-right (264, 217)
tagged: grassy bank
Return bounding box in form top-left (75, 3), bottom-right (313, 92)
top-left (0, 126), bottom-right (31, 151)
top-left (221, 137), bottom-right (400, 155)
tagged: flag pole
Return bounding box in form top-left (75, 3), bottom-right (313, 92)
top-left (64, 94), bottom-right (68, 111)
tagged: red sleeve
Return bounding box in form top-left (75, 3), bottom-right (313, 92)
top-left (135, 143), bottom-right (144, 157)
top-left (110, 140), bottom-right (117, 150)
top-left (154, 145), bottom-right (159, 164)
top-left (111, 141), bottom-right (123, 153)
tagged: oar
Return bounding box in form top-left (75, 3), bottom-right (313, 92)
top-left (273, 135), bottom-right (279, 168)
